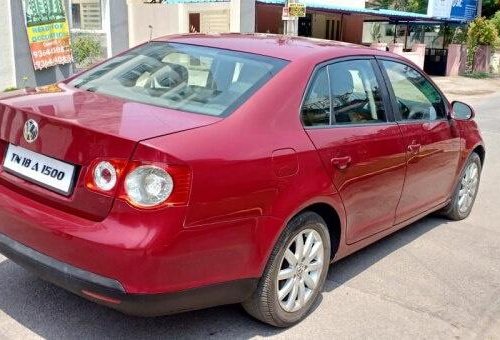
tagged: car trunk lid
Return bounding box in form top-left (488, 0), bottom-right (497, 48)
top-left (0, 84), bottom-right (220, 220)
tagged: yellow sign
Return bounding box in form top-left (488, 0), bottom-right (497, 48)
top-left (288, 3), bottom-right (306, 17)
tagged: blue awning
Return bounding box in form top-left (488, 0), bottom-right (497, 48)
top-left (257, 0), bottom-right (464, 23)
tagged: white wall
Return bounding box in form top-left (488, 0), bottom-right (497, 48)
top-left (127, 0), bottom-right (257, 47)
top-left (127, 1), bottom-right (180, 47)
top-left (230, 0), bottom-right (255, 33)
top-left (179, 2), bottom-right (231, 34)
top-left (0, 0), bottom-right (16, 90)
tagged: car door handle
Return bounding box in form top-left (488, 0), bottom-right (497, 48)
top-left (331, 156), bottom-right (352, 170)
top-left (408, 143), bottom-right (421, 153)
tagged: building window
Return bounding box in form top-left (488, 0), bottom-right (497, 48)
top-left (69, 0), bottom-right (108, 60)
top-left (70, 0), bottom-right (103, 30)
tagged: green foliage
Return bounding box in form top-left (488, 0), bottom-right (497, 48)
top-left (450, 26), bottom-right (468, 45)
top-left (370, 23), bottom-right (383, 42)
top-left (406, 0), bottom-right (427, 13)
top-left (71, 35), bottom-right (102, 67)
top-left (367, 0), bottom-right (428, 13)
top-left (467, 17), bottom-right (499, 48)
top-left (463, 71), bottom-right (492, 79)
top-left (483, 0), bottom-right (500, 18)
top-left (466, 17), bottom-right (499, 73)
top-left (3, 87), bottom-right (18, 92)
top-left (490, 11), bottom-right (500, 36)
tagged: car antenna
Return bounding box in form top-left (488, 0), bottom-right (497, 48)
top-left (148, 25), bottom-right (153, 43)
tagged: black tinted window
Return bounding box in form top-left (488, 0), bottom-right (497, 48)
top-left (329, 60), bottom-right (387, 125)
top-left (301, 67), bottom-right (331, 127)
top-left (382, 60), bottom-right (446, 121)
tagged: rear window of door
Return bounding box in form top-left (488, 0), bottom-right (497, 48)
top-left (301, 59), bottom-right (389, 127)
top-left (301, 67), bottom-right (331, 126)
top-left (329, 60), bottom-right (388, 125)
top-left (380, 60), bottom-right (446, 121)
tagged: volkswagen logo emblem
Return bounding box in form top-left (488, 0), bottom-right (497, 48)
top-left (23, 119), bottom-right (39, 143)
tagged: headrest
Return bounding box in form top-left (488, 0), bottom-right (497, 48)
top-left (154, 63), bottom-right (188, 88)
top-left (331, 68), bottom-right (354, 98)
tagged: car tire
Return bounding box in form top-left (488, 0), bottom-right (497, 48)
top-left (242, 211), bottom-right (331, 327)
top-left (442, 152), bottom-right (482, 221)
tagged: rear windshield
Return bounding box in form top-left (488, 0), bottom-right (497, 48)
top-left (68, 42), bottom-right (287, 116)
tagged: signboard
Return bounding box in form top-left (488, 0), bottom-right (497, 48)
top-left (427, 0), bottom-right (478, 20)
top-left (450, 0), bottom-right (479, 21)
top-left (288, 3), bottom-right (306, 18)
top-left (427, 0), bottom-right (454, 18)
top-left (23, 0), bottom-right (73, 70)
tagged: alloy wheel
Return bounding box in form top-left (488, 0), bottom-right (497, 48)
top-left (458, 162), bottom-right (479, 214)
top-left (276, 228), bottom-right (324, 313)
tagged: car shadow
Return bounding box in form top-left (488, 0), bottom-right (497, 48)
top-left (324, 216), bottom-right (449, 291)
top-left (0, 216), bottom-right (449, 339)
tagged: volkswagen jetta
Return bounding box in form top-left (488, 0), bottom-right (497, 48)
top-left (0, 34), bottom-right (484, 327)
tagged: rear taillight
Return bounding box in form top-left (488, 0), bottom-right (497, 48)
top-left (93, 161), bottom-right (118, 191)
top-left (85, 159), bottom-right (191, 209)
top-left (85, 159), bottom-right (128, 195)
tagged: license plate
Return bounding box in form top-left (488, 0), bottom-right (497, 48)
top-left (3, 144), bottom-right (76, 195)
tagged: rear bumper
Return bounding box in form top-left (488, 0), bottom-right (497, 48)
top-left (0, 232), bottom-right (257, 316)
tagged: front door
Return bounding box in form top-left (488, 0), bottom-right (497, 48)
top-left (378, 59), bottom-right (461, 223)
top-left (302, 59), bottom-right (407, 244)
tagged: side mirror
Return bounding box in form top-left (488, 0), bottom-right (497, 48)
top-left (451, 101), bottom-right (475, 120)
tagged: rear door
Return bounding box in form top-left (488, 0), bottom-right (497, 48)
top-left (377, 59), bottom-right (461, 223)
top-left (303, 58), bottom-right (407, 244)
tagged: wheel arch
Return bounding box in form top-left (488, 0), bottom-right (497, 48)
top-left (472, 144), bottom-right (485, 165)
top-left (280, 201), bottom-right (343, 262)
top-left (301, 203), bottom-right (341, 260)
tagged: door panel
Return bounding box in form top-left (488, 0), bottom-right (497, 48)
top-left (306, 125), bottom-right (406, 243)
top-left (302, 58), bottom-right (406, 244)
top-left (378, 59), bottom-right (461, 223)
top-left (395, 121), bottom-right (460, 223)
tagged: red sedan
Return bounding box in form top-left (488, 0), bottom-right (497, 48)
top-left (0, 34), bottom-right (484, 327)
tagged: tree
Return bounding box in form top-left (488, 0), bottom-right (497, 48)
top-left (467, 17), bottom-right (499, 72)
top-left (367, 0), bottom-right (428, 13)
top-left (468, 17), bottom-right (499, 47)
top-left (482, 0), bottom-right (500, 18)
top-left (490, 10), bottom-right (500, 34)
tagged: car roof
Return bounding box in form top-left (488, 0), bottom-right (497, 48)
top-left (154, 33), bottom-right (401, 63)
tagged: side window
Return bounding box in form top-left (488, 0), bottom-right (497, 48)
top-left (301, 67), bottom-right (331, 127)
top-left (329, 60), bottom-right (387, 125)
top-left (381, 60), bottom-right (446, 121)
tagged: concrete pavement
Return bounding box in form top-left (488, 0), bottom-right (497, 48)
top-left (0, 77), bottom-right (499, 339)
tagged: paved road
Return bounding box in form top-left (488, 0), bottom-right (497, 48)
top-left (1, 91), bottom-right (499, 339)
